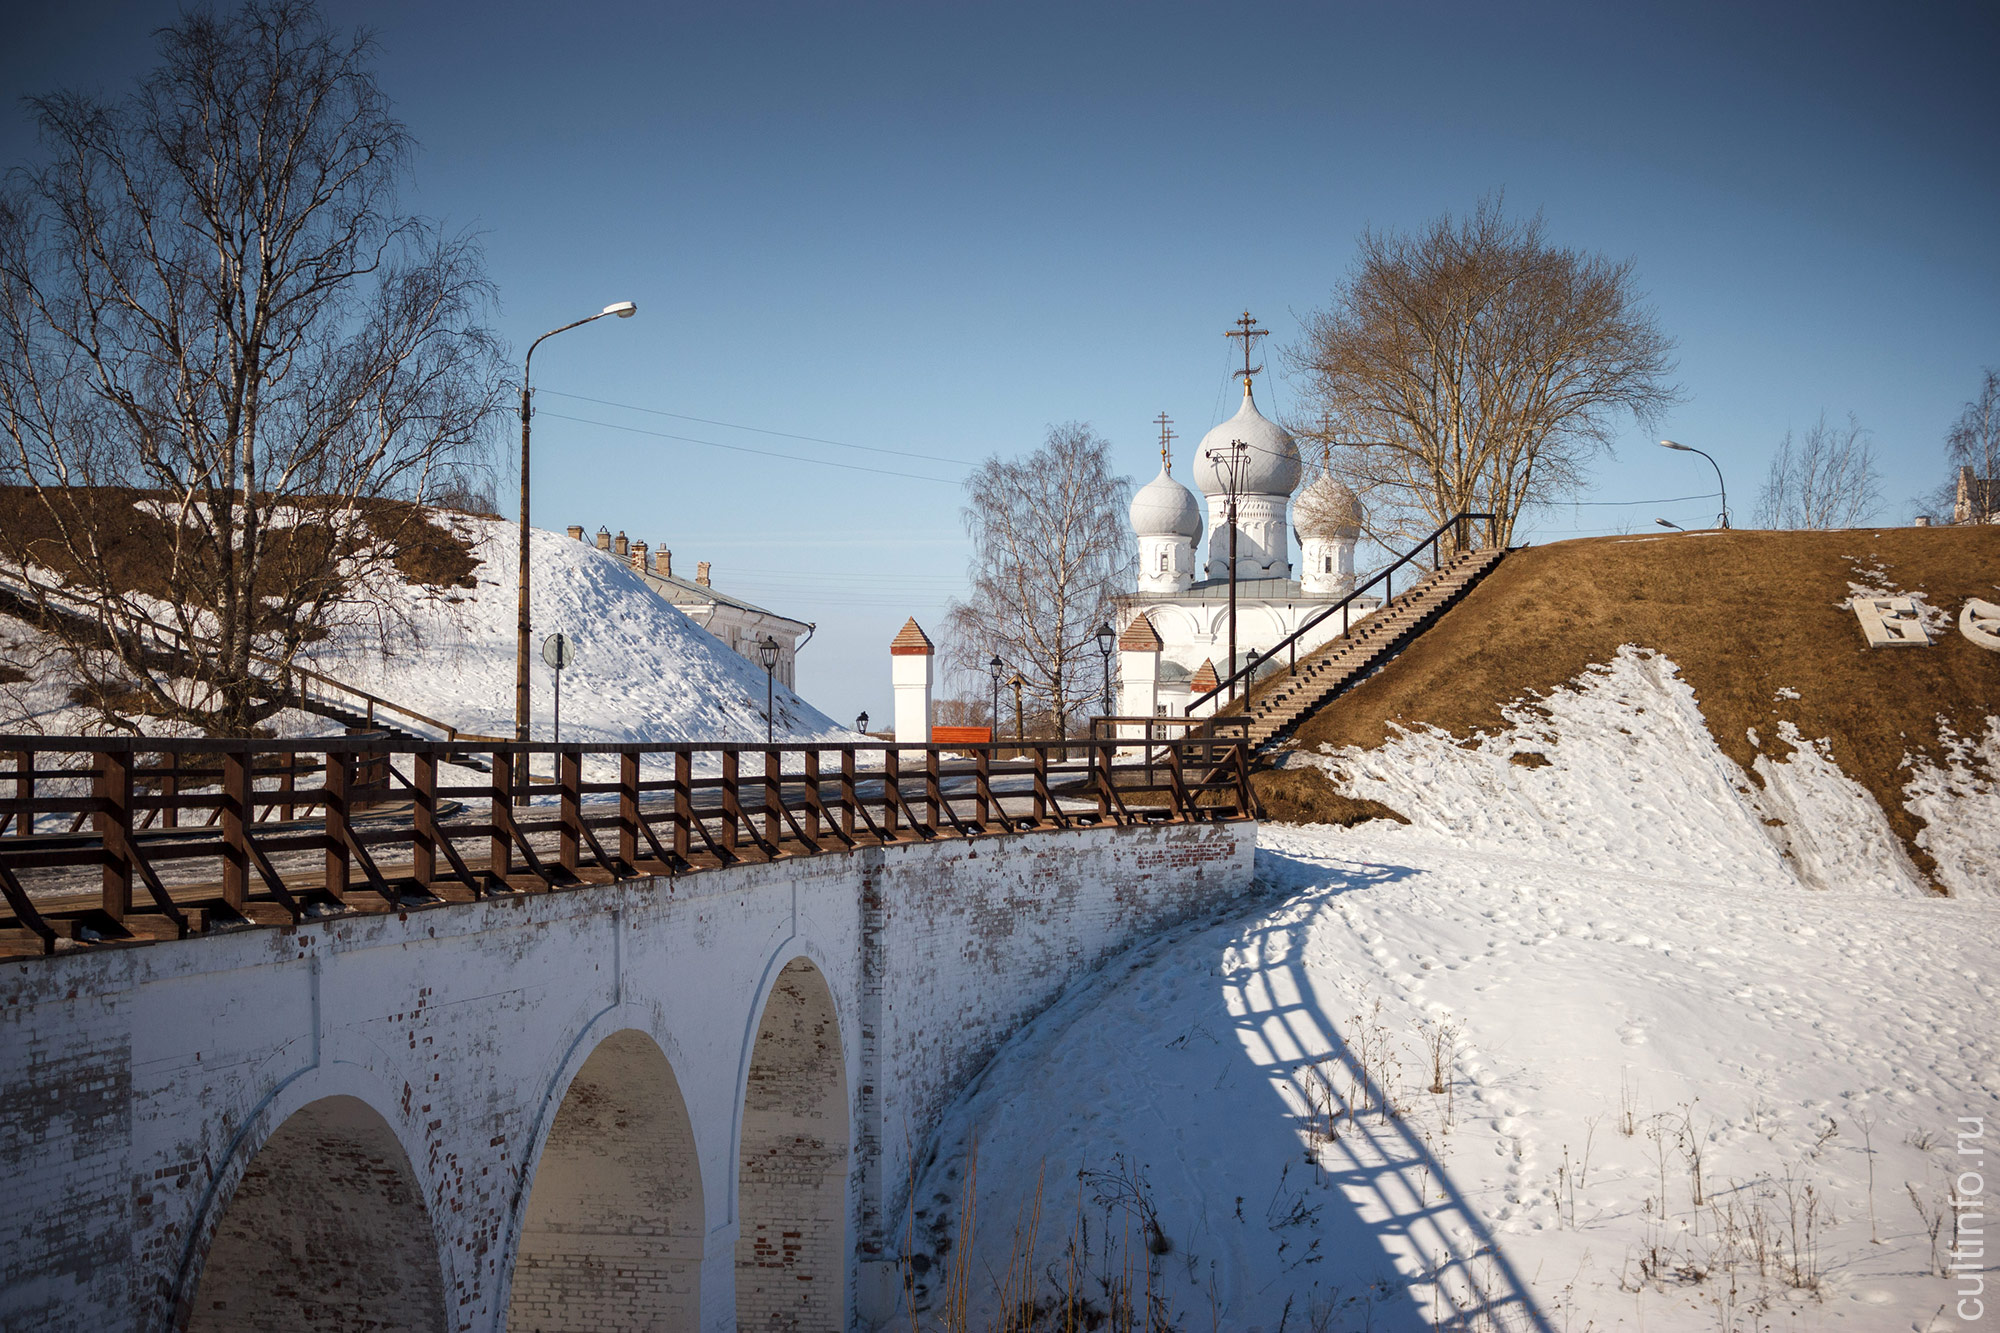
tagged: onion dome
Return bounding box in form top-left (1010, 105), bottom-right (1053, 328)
top-left (1295, 472), bottom-right (1365, 541)
top-left (1130, 463), bottom-right (1203, 540)
top-left (1193, 384), bottom-right (1302, 499)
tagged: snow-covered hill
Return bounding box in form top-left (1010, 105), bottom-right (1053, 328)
top-left (301, 515), bottom-right (850, 744)
top-left (900, 651), bottom-right (1998, 1333)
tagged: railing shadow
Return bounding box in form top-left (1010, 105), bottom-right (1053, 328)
top-left (1218, 847), bottom-right (1555, 1332)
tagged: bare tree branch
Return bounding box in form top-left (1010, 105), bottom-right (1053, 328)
top-left (1284, 196), bottom-right (1680, 550)
top-left (1753, 412), bottom-right (1882, 529)
top-left (0, 0), bottom-right (503, 735)
top-left (945, 423), bottom-right (1132, 741)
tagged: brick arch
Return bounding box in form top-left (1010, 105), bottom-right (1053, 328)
top-left (737, 955), bottom-right (851, 1331)
top-left (184, 1095), bottom-right (443, 1332)
top-left (506, 1027), bottom-right (703, 1331)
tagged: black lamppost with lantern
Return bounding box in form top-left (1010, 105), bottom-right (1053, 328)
top-left (756, 635), bottom-right (780, 744)
top-left (988, 655), bottom-right (1004, 750)
top-left (1094, 623), bottom-right (1115, 724)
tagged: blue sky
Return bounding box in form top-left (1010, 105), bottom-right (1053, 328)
top-left (6, 1), bottom-right (1996, 726)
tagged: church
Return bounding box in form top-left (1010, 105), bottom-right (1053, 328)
top-left (1116, 314), bottom-right (1377, 720)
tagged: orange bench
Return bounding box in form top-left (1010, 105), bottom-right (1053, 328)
top-left (931, 725), bottom-right (992, 745)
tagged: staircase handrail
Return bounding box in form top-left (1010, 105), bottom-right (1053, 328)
top-left (1186, 510), bottom-right (1497, 717)
top-left (0, 568), bottom-right (476, 743)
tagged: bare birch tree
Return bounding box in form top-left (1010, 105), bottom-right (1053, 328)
top-left (1753, 412), bottom-right (1883, 529)
top-left (945, 423), bottom-right (1131, 741)
top-left (0, 0), bottom-right (504, 735)
top-left (1286, 198), bottom-right (1679, 551)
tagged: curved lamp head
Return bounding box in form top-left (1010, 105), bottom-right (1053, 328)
top-left (601, 301), bottom-right (638, 319)
top-left (1656, 517), bottom-right (1683, 530)
top-left (1659, 439), bottom-right (1690, 452)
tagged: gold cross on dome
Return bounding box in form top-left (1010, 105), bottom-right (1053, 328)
top-left (1155, 411), bottom-right (1176, 471)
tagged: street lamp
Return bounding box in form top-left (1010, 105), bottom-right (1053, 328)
top-left (1094, 623), bottom-right (1115, 720)
top-left (516, 300), bottom-right (638, 744)
top-left (1205, 437), bottom-right (1250, 701)
top-left (1659, 440), bottom-right (1729, 530)
top-left (855, 710), bottom-right (869, 736)
top-left (988, 655), bottom-right (1004, 751)
top-left (1655, 517), bottom-right (1684, 532)
top-left (756, 634), bottom-right (781, 744)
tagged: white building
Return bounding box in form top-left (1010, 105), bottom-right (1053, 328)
top-left (1116, 381), bottom-right (1376, 720)
top-left (569, 526), bottom-right (812, 690)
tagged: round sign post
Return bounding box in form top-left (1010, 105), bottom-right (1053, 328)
top-left (541, 633), bottom-right (574, 744)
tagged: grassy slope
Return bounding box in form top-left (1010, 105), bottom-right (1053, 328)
top-left (1259, 526), bottom-right (2000, 879)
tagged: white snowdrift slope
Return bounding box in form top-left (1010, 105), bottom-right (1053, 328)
top-left (908, 826), bottom-right (1998, 1332)
top-left (905, 650), bottom-right (1998, 1331)
top-left (1308, 646), bottom-right (1934, 897)
top-left (305, 516), bottom-right (847, 744)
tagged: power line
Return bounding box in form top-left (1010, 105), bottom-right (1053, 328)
top-left (1545, 491), bottom-right (1721, 508)
top-left (537, 412), bottom-right (965, 486)
top-left (540, 390), bottom-right (975, 468)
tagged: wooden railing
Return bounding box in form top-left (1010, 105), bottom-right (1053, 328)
top-left (0, 734), bottom-right (1255, 959)
top-left (1189, 510), bottom-right (1499, 714)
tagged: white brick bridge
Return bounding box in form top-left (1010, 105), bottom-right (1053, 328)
top-left (1, 776), bottom-right (1254, 1332)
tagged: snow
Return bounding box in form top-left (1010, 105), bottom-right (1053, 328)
top-left (0, 514), bottom-right (851, 747)
top-left (899, 649), bottom-right (1998, 1332)
top-left (1902, 718), bottom-right (2000, 900)
top-left (300, 515), bottom-right (850, 745)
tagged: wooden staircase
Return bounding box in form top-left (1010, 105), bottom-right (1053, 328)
top-left (1226, 546), bottom-right (1505, 748)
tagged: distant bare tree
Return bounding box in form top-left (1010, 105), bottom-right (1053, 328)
top-left (1287, 197), bottom-right (1679, 551)
top-left (1944, 369), bottom-right (1998, 523)
top-left (945, 423), bottom-right (1131, 742)
top-left (0, 0), bottom-right (505, 734)
top-left (1753, 413), bottom-right (1883, 529)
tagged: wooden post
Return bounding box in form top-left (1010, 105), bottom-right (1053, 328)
top-left (923, 748), bottom-right (941, 831)
top-left (721, 750), bottom-right (741, 853)
top-left (559, 750), bottom-right (581, 872)
top-left (489, 751), bottom-right (512, 884)
top-left (764, 751), bottom-right (782, 850)
top-left (96, 747), bottom-right (133, 922)
top-left (162, 750), bottom-right (180, 830)
top-left (1031, 746), bottom-right (1048, 822)
top-left (413, 752), bottom-right (438, 891)
top-left (619, 752), bottom-right (641, 868)
top-left (280, 752), bottom-right (297, 823)
top-left (672, 751), bottom-right (692, 861)
top-left (1093, 743), bottom-right (1109, 822)
top-left (221, 750), bottom-right (249, 911)
top-left (840, 749), bottom-right (857, 840)
top-left (975, 747), bottom-right (991, 826)
top-left (323, 750), bottom-right (350, 901)
top-left (802, 750), bottom-right (822, 842)
top-left (882, 747), bottom-right (900, 838)
top-left (13, 749), bottom-right (31, 837)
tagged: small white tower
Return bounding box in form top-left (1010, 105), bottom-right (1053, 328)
top-left (1130, 413), bottom-right (1202, 594)
top-left (1297, 472), bottom-right (1365, 596)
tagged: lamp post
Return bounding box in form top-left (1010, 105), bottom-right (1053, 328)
top-left (988, 655), bottom-right (1003, 752)
top-left (1094, 623), bottom-right (1114, 724)
top-left (855, 710), bottom-right (869, 736)
top-left (1655, 517), bottom-right (1684, 532)
top-left (1659, 439), bottom-right (1729, 529)
top-left (517, 300), bottom-right (638, 745)
top-left (1205, 437), bottom-right (1250, 701)
top-left (756, 634), bottom-right (781, 744)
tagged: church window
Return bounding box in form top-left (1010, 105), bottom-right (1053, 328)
top-left (1159, 550), bottom-right (1170, 573)
top-left (1322, 554), bottom-right (1333, 574)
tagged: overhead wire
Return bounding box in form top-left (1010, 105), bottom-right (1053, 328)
top-left (535, 411), bottom-right (965, 486)
top-left (538, 389), bottom-right (976, 468)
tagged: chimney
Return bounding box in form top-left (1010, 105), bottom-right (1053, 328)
top-left (656, 549), bottom-right (672, 578)
top-left (595, 526), bottom-right (611, 551)
top-left (566, 524), bottom-right (584, 541)
top-left (630, 540), bottom-right (648, 570)
top-left (614, 530), bottom-right (629, 557)
top-left (695, 561), bottom-right (711, 587)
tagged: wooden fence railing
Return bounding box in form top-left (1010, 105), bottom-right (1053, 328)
top-left (0, 734), bottom-right (1255, 959)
